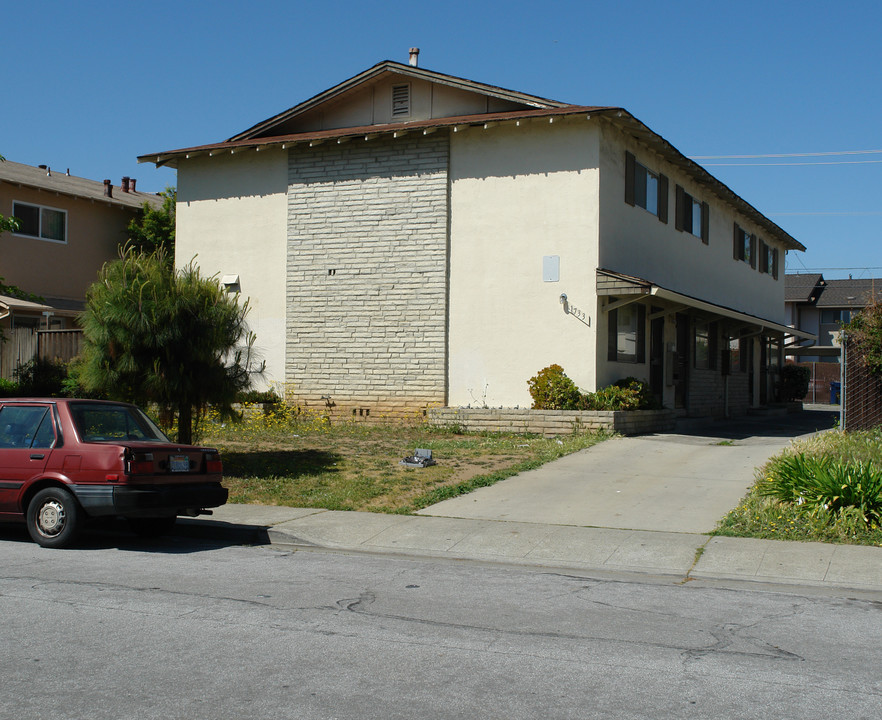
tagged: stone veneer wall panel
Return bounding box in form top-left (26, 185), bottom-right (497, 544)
top-left (285, 135), bottom-right (449, 416)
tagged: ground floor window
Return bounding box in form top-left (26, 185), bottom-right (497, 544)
top-left (694, 320), bottom-right (718, 369)
top-left (608, 303), bottom-right (646, 363)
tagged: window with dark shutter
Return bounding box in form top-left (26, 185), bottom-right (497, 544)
top-left (700, 201), bottom-right (709, 244)
top-left (749, 235), bottom-right (757, 269)
top-left (657, 174), bottom-right (668, 224)
top-left (625, 152), bottom-right (636, 206)
top-left (625, 151), bottom-right (665, 221)
top-left (772, 248), bottom-right (779, 279)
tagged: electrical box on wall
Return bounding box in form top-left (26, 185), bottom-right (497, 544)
top-left (543, 256), bottom-right (560, 282)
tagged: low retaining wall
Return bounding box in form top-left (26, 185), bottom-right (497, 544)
top-left (427, 407), bottom-right (676, 436)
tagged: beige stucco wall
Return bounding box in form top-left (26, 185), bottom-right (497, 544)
top-left (176, 148), bottom-right (289, 390)
top-left (598, 123), bottom-right (786, 323)
top-left (448, 119), bottom-right (601, 408)
top-left (0, 185), bottom-right (133, 304)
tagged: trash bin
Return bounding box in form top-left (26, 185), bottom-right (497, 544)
top-left (830, 381), bottom-right (841, 404)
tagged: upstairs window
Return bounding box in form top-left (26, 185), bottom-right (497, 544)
top-left (757, 239), bottom-right (779, 279)
top-left (732, 224), bottom-right (757, 268)
top-left (624, 151), bottom-right (668, 223)
top-left (675, 186), bottom-right (709, 243)
top-left (12, 201), bottom-right (67, 243)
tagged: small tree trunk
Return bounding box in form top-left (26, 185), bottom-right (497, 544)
top-left (178, 402), bottom-right (193, 445)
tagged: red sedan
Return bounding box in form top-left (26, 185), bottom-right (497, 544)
top-left (0, 398), bottom-right (227, 547)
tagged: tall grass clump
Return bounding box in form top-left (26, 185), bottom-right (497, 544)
top-left (757, 454), bottom-right (882, 524)
top-left (716, 428), bottom-right (882, 546)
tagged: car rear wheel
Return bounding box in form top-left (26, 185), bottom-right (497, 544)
top-left (127, 515), bottom-right (177, 538)
top-left (27, 487), bottom-right (82, 549)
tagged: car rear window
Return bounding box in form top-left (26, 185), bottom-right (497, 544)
top-left (69, 403), bottom-right (170, 443)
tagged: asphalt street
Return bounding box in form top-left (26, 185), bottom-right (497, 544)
top-left (2, 535), bottom-right (881, 720)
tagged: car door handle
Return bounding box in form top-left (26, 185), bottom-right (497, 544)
top-left (30, 454), bottom-right (45, 460)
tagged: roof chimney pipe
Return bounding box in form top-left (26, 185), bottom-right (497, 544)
top-left (104, 179), bottom-right (113, 198)
top-left (121, 176), bottom-right (130, 193)
top-left (130, 178), bottom-right (137, 192)
top-left (409, 47), bottom-right (419, 67)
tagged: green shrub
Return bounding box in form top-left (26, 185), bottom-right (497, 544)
top-left (13, 358), bottom-right (68, 397)
top-left (528, 368), bottom-right (658, 411)
top-left (758, 453), bottom-right (882, 524)
top-left (779, 364), bottom-right (811, 401)
top-left (527, 365), bottom-right (587, 410)
top-left (236, 389), bottom-right (282, 404)
top-left (0, 377), bottom-right (18, 397)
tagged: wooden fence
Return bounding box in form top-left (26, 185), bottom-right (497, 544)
top-left (0, 328), bottom-right (83, 381)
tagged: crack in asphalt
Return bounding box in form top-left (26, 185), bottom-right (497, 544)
top-left (336, 589), bottom-right (805, 662)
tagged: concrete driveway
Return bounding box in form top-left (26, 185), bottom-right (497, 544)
top-left (418, 408), bottom-right (838, 534)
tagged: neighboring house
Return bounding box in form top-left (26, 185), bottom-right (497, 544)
top-left (0, 161), bottom-right (162, 331)
top-left (785, 273), bottom-right (882, 363)
top-left (139, 53), bottom-right (809, 419)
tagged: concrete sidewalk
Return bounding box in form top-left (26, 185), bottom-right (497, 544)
top-left (181, 407), bottom-right (882, 595)
top-left (183, 504), bottom-right (882, 595)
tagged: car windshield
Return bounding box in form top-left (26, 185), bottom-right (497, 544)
top-left (69, 403), bottom-right (171, 443)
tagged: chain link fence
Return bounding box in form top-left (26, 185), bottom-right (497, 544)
top-left (842, 335), bottom-right (882, 431)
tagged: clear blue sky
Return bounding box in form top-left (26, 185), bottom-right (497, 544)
top-left (3, 0), bottom-right (879, 279)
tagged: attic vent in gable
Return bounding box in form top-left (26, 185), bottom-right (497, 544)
top-left (392, 84), bottom-right (411, 118)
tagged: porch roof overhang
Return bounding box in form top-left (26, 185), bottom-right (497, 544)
top-left (596, 269), bottom-right (816, 342)
top-left (0, 294), bottom-right (55, 314)
top-left (785, 345), bottom-right (841, 357)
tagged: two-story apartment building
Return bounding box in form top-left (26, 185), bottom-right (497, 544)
top-left (0, 161), bottom-right (162, 331)
top-left (139, 55), bottom-right (807, 419)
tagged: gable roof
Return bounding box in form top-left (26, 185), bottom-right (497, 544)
top-left (138, 60), bottom-right (805, 253)
top-left (229, 60), bottom-right (569, 142)
top-left (0, 160), bottom-right (162, 211)
top-left (785, 273), bottom-right (825, 303)
top-left (817, 278), bottom-right (882, 308)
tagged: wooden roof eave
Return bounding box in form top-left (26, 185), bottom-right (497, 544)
top-left (139, 106), bottom-right (612, 169)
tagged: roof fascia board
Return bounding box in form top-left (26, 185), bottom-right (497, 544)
top-left (140, 106), bottom-right (611, 167)
top-left (228, 60), bottom-right (567, 142)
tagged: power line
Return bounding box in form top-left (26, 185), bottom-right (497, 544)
top-left (699, 159), bottom-right (882, 166)
top-left (689, 149), bottom-right (882, 159)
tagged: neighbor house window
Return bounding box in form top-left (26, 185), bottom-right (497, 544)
top-left (694, 321), bottom-right (718, 370)
top-left (608, 302), bottom-right (646, 364)
top-left (732, 224), bottom-right (757, 268)
top-left (624, 151), bottom-right (668, 222)
top-left (12, 201), bottom-right (67, 243)
top-left (675, 186), bottom-right (709, 243)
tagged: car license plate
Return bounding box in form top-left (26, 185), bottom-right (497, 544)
top-left (169, 455), bottom-right (190, 473)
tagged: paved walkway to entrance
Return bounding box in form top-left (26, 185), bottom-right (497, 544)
top-left (417, 409), bottom-right (839, 534)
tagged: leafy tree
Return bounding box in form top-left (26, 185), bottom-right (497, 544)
top-left (126, 186), bottom-right (175, 255)
top-left (76, 246), bottom-right (262, 443)
top-left (845, 301), bottom-right (882, 377)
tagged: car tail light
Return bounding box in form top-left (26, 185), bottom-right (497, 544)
top-left (205, 451), bottom-right (223, 474)
top-left (125, 451), bottom-right (155, 475)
